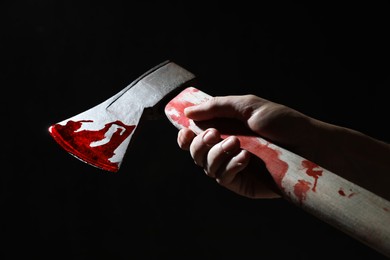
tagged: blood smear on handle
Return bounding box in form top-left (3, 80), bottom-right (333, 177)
top-left (237, 137), bottom-right (289, 192)
top-left (301, 160), bottom-right (323, 192)
top-left (165, 87), bottom-right (201, 128)
top-left (294, 179), bottom-right (311, 204)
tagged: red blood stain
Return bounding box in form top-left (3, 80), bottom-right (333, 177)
top-left (338, 188), bottom-right (356, 198)
top-left (235, 137), bottom-right (289, 191)
top-left (294, 180), bottom-right (311, 205)
top-left (384, 208), bottom-right (389, 212)
top-left (165, 87), bottom-right (201, 128)
top-left (49, 119), bottom-right (135, 172)
top-left (301, 160), bottom-right (323, 192)
top-left (338, 189), bottom-right (346, 196)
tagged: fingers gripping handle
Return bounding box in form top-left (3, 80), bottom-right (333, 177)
top-left (164, 86), bottom-right (390, 258)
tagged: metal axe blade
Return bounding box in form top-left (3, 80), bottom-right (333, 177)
top-left (48, 60), bottom-right (195, 172)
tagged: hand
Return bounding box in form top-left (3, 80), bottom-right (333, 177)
top-left (177, 94), bottom-right (317, 199)
top-left (177, 94), bottom-right (390, 200)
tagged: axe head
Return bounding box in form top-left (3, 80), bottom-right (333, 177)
top-left (49, 60), bottom-right (195, 172)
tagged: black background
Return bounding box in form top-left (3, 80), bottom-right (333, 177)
top-left (2, 1), bottom-right (389, 259)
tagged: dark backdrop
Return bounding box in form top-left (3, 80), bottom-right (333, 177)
top-left (2, 1), bottom-right (389, 259)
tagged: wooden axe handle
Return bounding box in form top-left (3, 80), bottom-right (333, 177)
top-left (164, 86), bottom-right (390, 257)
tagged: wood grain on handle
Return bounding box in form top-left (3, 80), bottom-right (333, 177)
top-left (164, 86), bottom-right (390, 257)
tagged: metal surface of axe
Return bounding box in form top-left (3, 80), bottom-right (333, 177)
top-left (49, 60), bottom-right (390, 257)
top-left (49, 60), bottom-right (194, 172)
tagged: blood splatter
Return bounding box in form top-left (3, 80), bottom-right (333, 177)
top-left (165, 87), bottom-right (201, 128)
top-left (294, 180), bottom-right (311, 205)
top-left (301, 160), bottom-right (323, 192)
top-left (49, 119), bottom-right (135, 172)
top-left (338, 188), bottom-right (356, 198)
top-left (338, 189), bottom-right (346, 196)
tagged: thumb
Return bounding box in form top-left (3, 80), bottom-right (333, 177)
top-left (184, 96), bottom-right (252, 122)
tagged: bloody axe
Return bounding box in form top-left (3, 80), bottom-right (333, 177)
top-left (49, 60), bottom-right (390, 257)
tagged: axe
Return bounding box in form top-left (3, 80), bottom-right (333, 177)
top-left (49, 60), bottom-right (390, 257)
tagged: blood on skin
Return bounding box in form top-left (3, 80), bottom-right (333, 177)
top-left (301, 160), bottom-right (323, 192)
top-left (49, 119), bottom-right (135, 172)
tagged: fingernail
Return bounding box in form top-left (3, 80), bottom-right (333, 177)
top-left (203, 130), bottom-right (217, 145)
top-left (177, 130), bottom-right (184, 143)
top-left (221, 137), bottom-right (237, 153)
top-left (184, 106), bottom-right (194, 115)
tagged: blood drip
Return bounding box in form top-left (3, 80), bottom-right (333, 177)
top-left (301, 160), bottom-right (323, 192)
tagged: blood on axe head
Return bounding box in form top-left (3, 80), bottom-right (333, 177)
top-left (48, 60), bottom-right (196, 172)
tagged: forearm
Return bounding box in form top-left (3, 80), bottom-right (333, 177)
top-left (305, 120), bottom-right (390, 200)
top-left (338, 126), bottom-right (390, 200)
